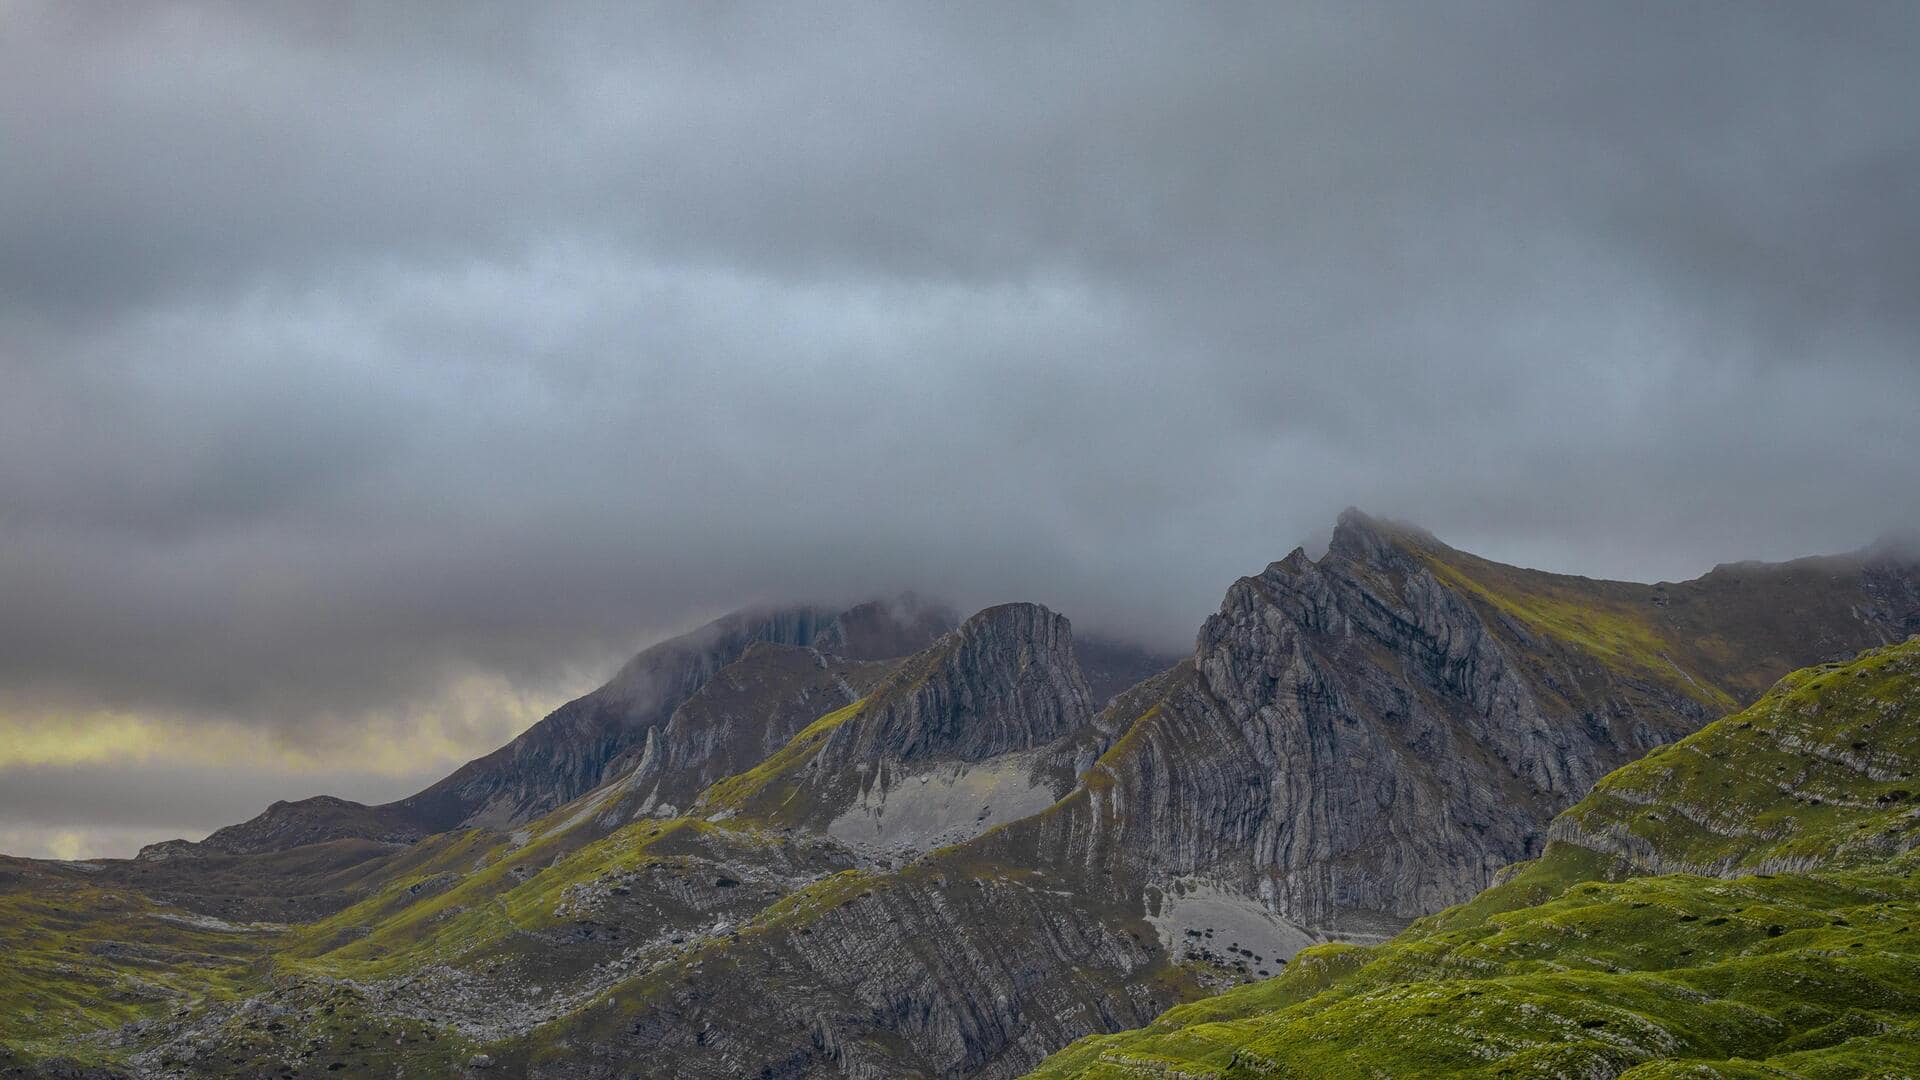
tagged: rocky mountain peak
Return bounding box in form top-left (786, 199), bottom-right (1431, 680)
top-left (1324, 506), bottom-right (1434, 564)
top-left (817, 601), bottom-right (1095, 767)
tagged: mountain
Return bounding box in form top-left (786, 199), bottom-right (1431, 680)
top-left (138, 596), bottom-right (958, 860)
top-left (447, 513), bottom-right (1910, 1078)
top-left (1042, 508), bottom-right (1918, 931)
top-left (1026, 636), bottom-right (1920, 1078)
top-left (697, 602), bottom-right (1101, 860)
top-left (6, 511), bottom-right (1918, 1079)
top-left (392, 604), bottom-right (849, 833)
top-left (1, 599), bottom-right (1105, 1078)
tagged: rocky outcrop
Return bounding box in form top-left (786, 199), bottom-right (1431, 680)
top-left (1046, 509), bottom-right (1920, 929)
top-left (512, 866), bottom-right (1170, 1080)
top-left (691, 603), bottom-right (1101, 864)
top-left (144, 598), bottom-right (954, 861)
top-left (396, 596), bottom-right (955, 832)
top-left (1021, 642), bottom-right (1920, 1080)
top-left (814, 603), bottom-right (1096, 770)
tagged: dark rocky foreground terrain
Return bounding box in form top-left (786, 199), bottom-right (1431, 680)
top-left (4, 510), bottom-right (1917, 1078)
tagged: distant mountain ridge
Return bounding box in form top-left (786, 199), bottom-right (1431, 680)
top-left (145, 595), bottom-right (963, 859)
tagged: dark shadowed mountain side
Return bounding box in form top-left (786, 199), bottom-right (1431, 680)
top-left (388, 601), bottom-right (931, 833)
top-left (1027, 637), bottom-right (1920, 1078)
top-left (172, 796), bottom-right (431, 858)
top-left (9, 512), bottom-right (1920, 1079)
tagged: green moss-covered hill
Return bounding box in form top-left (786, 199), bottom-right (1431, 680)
top-left (1026, 638), bottom-right (1920, 1079)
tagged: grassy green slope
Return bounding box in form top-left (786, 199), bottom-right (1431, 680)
top-left (0, 858), bottom-right (275, 1066)
top-left (1400, 522), bottom-right (1910, 714)
top-left (1026, 638), bottom-right (1920, 1079)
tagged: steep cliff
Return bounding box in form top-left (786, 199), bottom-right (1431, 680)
top-left (812, 602), bottom-right (1094, 771)
top-left (397, 596), bottom-right (958, 831)
top-left (1054, 508), bottom-right (1920, 928)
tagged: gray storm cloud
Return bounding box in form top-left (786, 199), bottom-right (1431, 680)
top-left (2, 2), bottom-right (1918, 852)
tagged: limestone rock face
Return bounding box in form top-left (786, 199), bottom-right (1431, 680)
top-left (686, 603), bottom-right (1102, 865)
top-left (816, 602), bottom-right (1096, 770)
top-left (547, 871), bottom-right (1166, 1080)
top-left (400, 597), bottom-right (955, 832)
top-left (1057, 509), bottom-right (1920, 929)
top-left (1085, 513), bottom-right (1694, 927)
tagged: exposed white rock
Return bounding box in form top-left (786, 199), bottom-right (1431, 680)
top-left (1145, 880), bottom-right (1322, 966)
top-left (827, 752), bottom-right (1058, 857)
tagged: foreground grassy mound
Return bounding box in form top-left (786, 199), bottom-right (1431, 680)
top-left (1028, 638), bottom-right (1920, 1079)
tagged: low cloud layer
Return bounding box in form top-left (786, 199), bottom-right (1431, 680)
top-left (4, 2), bottom-right (1918, 856)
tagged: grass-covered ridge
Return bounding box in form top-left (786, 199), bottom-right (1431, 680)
top-left (1419, 548), bottom-right (1736, 709)
top-left (1411, 538), bottom-right (1739, 711)
top-left (1550, 641), bottom-right (1919, 878)
top-left (1026, 638), bottom-right (1920, 1079)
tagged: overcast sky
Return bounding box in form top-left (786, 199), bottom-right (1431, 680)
top-left (3, 2), bottom-right (1917, 858)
